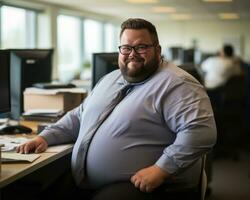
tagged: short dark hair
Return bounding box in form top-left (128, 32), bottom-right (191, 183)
top-left (120, 18), bottom-right (159, 45)
top-left (223, 44), bottom-right (234, 57)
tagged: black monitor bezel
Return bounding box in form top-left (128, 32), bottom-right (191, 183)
top-left (0, 48), bottom-right (53, 119)
top-left (0, 50), bottom-right (11, 114)
top-left (92, 52), bottom-right (119, 89)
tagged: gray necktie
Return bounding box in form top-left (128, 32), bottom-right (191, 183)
top-left (75, 84), bottom-right (134, 184)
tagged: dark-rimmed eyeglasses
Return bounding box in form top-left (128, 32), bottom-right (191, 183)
top-left (118, 44), bottom-right (156, 55)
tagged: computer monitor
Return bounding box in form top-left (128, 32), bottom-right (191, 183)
top-left (92, 52), bottom-right (119, 89)
top-left (182, 48), bottom-right (195, 64)
top-left (167, 47), bottom-right (183, 61)
top-left (0, 49), bottom-right (53, 119)
top-left (0, 51), bottom-right (11, 115)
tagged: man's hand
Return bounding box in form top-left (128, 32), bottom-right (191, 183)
top-left (130, 165), bottom-right (169, 193)
top-left (16, 136), bottom-right (48, 154)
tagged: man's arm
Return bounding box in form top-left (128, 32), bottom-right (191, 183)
top-left (157, 78), bottom-right (217, 175)
top-left (131, 77), bottom-right (216, 192)
top-left (17, 102), bottom-right (84, 154)
top-left (39, 103), bottom-right (84, 146)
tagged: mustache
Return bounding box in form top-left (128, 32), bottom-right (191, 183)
top-left (125, 57), bottom-right (144, 64)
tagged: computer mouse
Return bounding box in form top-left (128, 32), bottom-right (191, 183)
top-left (0, 125), bottom-right (33, 134)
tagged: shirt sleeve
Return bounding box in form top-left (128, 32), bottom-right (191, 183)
top-left (39, 103), bottom-right (83, 146)
top-left (156, 77), bottom-right (217, 174)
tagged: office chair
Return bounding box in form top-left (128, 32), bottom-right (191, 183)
top-left (165, 155), bottom-right (207, 200)
top-left (199, 155), bottom-right (207, 200)
top-left (214, 74), bottom-right (247, 160)
top-left (188, 154), bottom-right (207, 200)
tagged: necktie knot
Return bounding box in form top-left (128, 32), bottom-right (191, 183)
top-left (120, 84), bottom-right (134, 96)
top-left (116, 84), bottom-right (134, 102)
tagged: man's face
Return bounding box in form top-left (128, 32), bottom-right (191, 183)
top-left (118, 29), bottom-right (161, 83)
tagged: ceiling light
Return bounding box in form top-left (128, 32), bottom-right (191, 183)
top-left (152, 6), bottom-right (176, 13)
top-left (219, 13), bottom-right (239, 19)
top-left (203, 0), bottom-right (233, 2)
top-left (171, 14), bottom-right (192, 20)
top-left (126, 0), bottom-right (158, 3)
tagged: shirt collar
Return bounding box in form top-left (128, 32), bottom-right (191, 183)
top-left (116, 74), bottom-right (149, 87)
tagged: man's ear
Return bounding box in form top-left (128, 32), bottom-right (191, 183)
top-left (156, 45), bottom-right (162, 60)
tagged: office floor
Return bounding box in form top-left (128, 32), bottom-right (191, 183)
top-left (206, 146), bottom-right (250, 200)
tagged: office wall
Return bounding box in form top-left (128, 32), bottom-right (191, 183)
top-left (4, 0), bottom-right (250, 63)
top-left (157, 20), bottom-right (250, 62)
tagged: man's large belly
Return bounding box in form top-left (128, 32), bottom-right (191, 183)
top-left (85, 130), bottom-right (166, 189)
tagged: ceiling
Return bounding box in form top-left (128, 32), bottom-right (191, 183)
top-left (30, 0), bottom-right (250, 21)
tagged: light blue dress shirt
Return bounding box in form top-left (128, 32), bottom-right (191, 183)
top-left (40, 60), bottom-right (217, 189)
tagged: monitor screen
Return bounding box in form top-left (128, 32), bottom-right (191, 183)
top-left (167, 47), bottom-right (183, 61)
top-left (0, 51), bottom-right (11, 114)
top-left (182, 48), bottom-right (195, 64)
top-left (92, 52), bottom-right (119, 89)
top-left (0, 49), bottom-right (53, 119)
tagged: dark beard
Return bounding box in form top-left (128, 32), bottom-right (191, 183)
top-left (119, 56), bottom-right (160, 83)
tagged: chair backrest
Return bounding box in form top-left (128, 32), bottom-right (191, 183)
top-left (163, 155), bottom-right (208, 200)
top-left (198, 155), bottom-right (207, 200)
top-left (221, 74), bottom-right (246, 108)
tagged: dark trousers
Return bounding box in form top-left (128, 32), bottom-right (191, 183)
top-left (42, 171), bottom-right (197, 200)
top-left (88, 182), bottom-right (163, 200)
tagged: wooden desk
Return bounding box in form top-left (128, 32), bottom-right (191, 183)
top-left (0, 144), bottom-right (73, 200)
top-left (0, 144), bottom-right (73, 188)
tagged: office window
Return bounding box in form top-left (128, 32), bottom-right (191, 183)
top-left (104, 23), bottom-right (119, 52)
top-left (84, 19), bottom-right (103, 61)
top-left (0, 5), bottom-right (37, 48)
top-left (57, 15), bottom-right (81, 82)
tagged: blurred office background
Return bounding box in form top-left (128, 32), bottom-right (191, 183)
top-left (0, 0), bottom-right (249, 199)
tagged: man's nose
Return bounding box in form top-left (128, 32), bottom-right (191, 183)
top-left (129, 48), bottom-right (138, 56)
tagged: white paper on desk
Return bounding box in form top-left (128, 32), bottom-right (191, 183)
top-left (2, 152), bottom-right (41, 163)
top-left (23, 109), bottom-right (63, 115)
top-left (0, 136), bottom-right (31, 152)
top-left (45, 144), bottom-right (73, 153)
top-left (24, 87), bottom-right (87, 95)
top-left (0, 118), bottom-right (9, 125)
